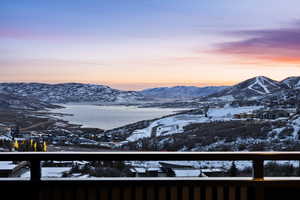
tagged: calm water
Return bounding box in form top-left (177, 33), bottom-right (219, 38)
top-left (52, 104), bottom-right (183, 130)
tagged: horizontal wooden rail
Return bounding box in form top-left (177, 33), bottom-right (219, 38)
top-left (0, 151), bottom-right (299, 182)
top-left (1, 151), bottom-right (300, 161)
top-left (1, 152), bottom-right (300, 200)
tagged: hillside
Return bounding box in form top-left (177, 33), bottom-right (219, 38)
top-left (0, 83), bottom-right (144, 104)
top-left (209, 76), bottom-right (287, 100)
top-left (0, 93), bottom-right (60, 110)
top-left (140, 86), bottom-right (227, 99)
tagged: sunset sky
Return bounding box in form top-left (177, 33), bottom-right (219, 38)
top-left (1, 0), bottom-right (300, 90)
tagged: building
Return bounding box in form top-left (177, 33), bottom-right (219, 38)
top-left (256, 110), bottom-right (290, 120)
top-left (234, 110), bottom-right (290, 120)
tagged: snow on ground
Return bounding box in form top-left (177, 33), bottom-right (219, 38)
top-left (213, 95), bottom-right (235, 101)
top-left (257, 77), bottom-right (270, 94)
top-left (21, 167), bottom-right (70, 178)
top-left (248, 76), bottom-right (279, 95)
top-left (129, 160), bottom-right (251, 172)
top-left (268, 127), bottom-right (286, 139)
top-left (126, 106), bottom-right (262, 142)
top-left (291, 117), bottom-right (300, 139)
top-left (173, 169), bottom-right (201, 177)
top-left (126, 114), bottom-right (209, 142)
top-left (0, 161), bottom-right (16, 170)
top-left (129, 159), bottom-right (300, 174)
top-left (248, 77), bottom-right (265, 95)
top-left (208, 106), bottom-right (262, 118)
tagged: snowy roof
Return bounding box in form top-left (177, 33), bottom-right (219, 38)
top-left (201, 168), bottom-right (223, 173)
top-left (173, 169), bottom-right (201, 177)
top-left (130, 167), bottom-right (146, 173)
top-left (147, 167), bottom-right (160, 171)
top-left (159, 161), bottom-right (197, 168)
top-left (73, 161), bottom-right (89, 165)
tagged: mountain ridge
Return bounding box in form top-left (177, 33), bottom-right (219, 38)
top-left (140, 85), bottom-right (228, 99)
top-left (0, 76), bottom-right (299, 106)
top-left (0, 82), bottom-right (144, 104)
top-left (208, 76), bottom-right (300, 99)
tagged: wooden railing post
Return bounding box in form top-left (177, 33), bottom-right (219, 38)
top-left (253, 159), bottom-right (264, 200)
top-left (252, 159), bottom-right (264, 180)
top-left (30, 159), bottom-right (41, 182)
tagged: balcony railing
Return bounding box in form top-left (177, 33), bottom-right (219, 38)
top-left (1, 152), bottom-right (300, 200)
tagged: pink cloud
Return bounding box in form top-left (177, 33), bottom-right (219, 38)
top-left (213, 20), bottom-right (300, 64)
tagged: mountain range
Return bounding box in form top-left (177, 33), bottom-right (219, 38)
top-left (140, 86), bottom-right (227, 99)
top-left (0, 76), bottom-right (299, 109)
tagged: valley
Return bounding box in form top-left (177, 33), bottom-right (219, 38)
top-left (0, 75), bottom-right (299, 153)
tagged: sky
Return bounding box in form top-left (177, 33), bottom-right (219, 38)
top-left (1, 0), bottom-right (300, 90)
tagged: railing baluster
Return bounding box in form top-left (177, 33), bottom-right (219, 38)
top-left (193, 186), bottom-right (201, 200)
top-left (147, 186), bottom-right (155, 200)
top-left (229, 186), bottom-right (235, 200)
top-left (170, 186), bottom-right (177, 200)
top-left (240, 186), bottom-right (247, 200)
top-left (158, 186), bottom-right (166, 200)
top-left (205, 186), bottom-right (213, 200)
top-left (182, 186), bottom-right (189, 200)
top-left (217, 186), bottom-right (224, 200)
top-left (99, 187), bottom-right (109, 200)
top-left (112, 187), bottom-right (121, 200)
top-left (124, 187), bottom-right (132, 200)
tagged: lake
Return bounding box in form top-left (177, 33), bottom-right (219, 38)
top-left (52, 104), bottom-right (184, 130)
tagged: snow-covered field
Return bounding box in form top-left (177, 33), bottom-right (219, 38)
top-left (20, 167), bottom-right (71, 178)
top-left (127, 106), bottom-right (262, 142)
top-left (0, 161), bottom-right (16, 170)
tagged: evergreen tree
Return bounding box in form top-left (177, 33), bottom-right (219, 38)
top-left (229, 161), bottom-right (238, 177)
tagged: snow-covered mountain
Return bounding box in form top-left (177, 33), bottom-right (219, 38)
top-left (0, 93), bottom-right (59, 110)
top-left (281, 77), bottom-right (300, 89)
top-left (209, 76), bottom-right (283, 99)
top-left (140, 86), bottom-right (227, 99)
top-left (0, 83), bottom-right (144, 103)
top-left (1, 76), bottom-right (299, 106)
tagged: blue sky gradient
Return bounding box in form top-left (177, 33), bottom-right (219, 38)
top-left (1, 0), bottom-right (300, 90)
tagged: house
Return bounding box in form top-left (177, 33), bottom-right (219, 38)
top-left (172, 169), bottom-right (202, 177)
top-left (129, 167), bottom-right (146, 177)
top-left (234, 110), bottom-right (290, 120)
top-left (159, 161), bottom-right (194, 168)
top-left (159, 162), bottom-right (203, 177)
top-left (128, 162), bottom-right (225, 178)
top-left (234, 113), bottom-right (256, 119)
top-left (256, 110), bottom-right (290, 120)
top-left (201, 168), bottom-right (224, 177)
top-left (128, 167), bottom-right (166, 177)
top-left (159, 162), bottom-right (225, 177)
